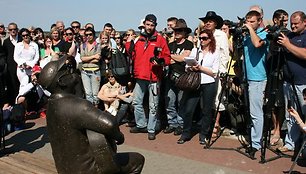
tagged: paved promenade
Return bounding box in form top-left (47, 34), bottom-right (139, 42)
top-left (2, 117), bottom-right (305, 174)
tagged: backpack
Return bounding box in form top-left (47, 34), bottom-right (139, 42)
top-left (110, 48), bottom-right (130, 80)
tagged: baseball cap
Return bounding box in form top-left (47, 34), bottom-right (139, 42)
top-left (145, 14), bottom-right (157, 25)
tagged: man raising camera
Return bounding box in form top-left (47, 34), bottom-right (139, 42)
top-left (277, 11), bottom-right (306, 153)
top-left (126, 14), bottom-right (170, 140)
top-left (243, 10), bottom-right (269, 158)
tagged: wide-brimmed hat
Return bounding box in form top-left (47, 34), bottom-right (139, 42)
top-left (172, 18), bottom-right (192, 34)
top-left (199, 11), bottom-right (224, 29)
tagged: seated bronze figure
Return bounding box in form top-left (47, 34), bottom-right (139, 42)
top-left (38, 56), bottom-right (145, 174)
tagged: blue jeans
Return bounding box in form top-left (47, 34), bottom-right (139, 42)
top-left (248, 80), bottom-right (266, 150)
top-left (81, 70), bottom-right (101, 105)
top-left (283, 82), bottom-right (306, 150)
top-left (165, 79), bottom-right (183, 128)
top-left (132, 79), bottom-right (159, 133)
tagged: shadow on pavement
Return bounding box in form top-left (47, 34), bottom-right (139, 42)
top-left (1, 122), bottom-right (49, 156)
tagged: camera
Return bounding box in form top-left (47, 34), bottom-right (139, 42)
top-left (162, 27), bottom-right (174, 37)
top-left (229, 19), bottom-right (248, 37)
top-left (150, 47), bottom-right (165, 65)
top-left (266, 25), bottom-right (290, 42)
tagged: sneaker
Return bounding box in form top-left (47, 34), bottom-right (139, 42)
top-left (246, 147), bottom-right (258, 159)
top-left (130, 127), bottom-right (147, 133)
top-left (174, 126), bottom-right (183, 136)
top-left (148, 133), bottom-right (156, 140)
top-left (163, 126), bottom-right (175, 134)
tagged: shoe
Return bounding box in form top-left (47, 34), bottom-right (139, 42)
top-left (277, 146), bottom-right (293, 153)
top-left (174, 127), bottom-right (183, 136)
top-left (148, 133), bottom-right (156, 140)
top-left (163, 126), bottom-right (175, 134)
top-left (39, 111), bottom-right (46, 118)
top-left (246, 147), bottom-right (258, 159)
top-left (177, 137), bottom-right (191, 144)
top-left (130, 127), bottom-right (147, 133)
top-left (199, 138), bottom-right (209, 146)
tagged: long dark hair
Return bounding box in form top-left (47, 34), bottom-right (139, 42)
top-left (199, 29), bottom-right (216, 53)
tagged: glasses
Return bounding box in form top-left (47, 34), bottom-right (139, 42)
top-left (85, 33), bottom-right (93, 37)
top-left (66, 33), bottom-right (73, 36)
top-left (22, 34), bottom-right (29, 37)
top-left (125, 34), bottom-right (131, 36)
top-left (115, 37), bottom-right (121, 39)
top-left (0, 25), bottom-right (4, 28)
top-left (108, 76), bottom-right (114, 78)
top-left (72, 26), bottom-right (80, 29)
top-left (199, 36), bottom-right (209, 41)
top-left (8, 28), bottom-right (17, 31)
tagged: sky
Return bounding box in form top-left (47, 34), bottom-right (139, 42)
top-left (1, 0), bottom-right (304, 32)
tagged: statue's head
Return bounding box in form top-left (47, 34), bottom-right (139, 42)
top-left (38, 55), bottom-right (77, 93)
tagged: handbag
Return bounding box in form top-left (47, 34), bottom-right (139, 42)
top-left (175, 48), bottom-right (201, 91)
top-left (175, 71), bottom-right (201, 91)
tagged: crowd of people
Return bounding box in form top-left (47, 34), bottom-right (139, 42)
top-left (0, 4), bottom-right (305, 160)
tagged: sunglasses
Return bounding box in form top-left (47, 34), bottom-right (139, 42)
top-left (115, 37), bottom-right (121, 39)
top-left (0, 25), bottom-right (4, 28)
top-left (125, 34), bottom-right (131, 36)
top-left (199, 36), bottom-right (209, 41)
top-left (108, 76), bottom-right (114, 78)
top-left (9, 28), bottom-right (17, 31)
top-left (66, 33), bottom-right (73, 36)
top-left (72, 26), bottom-right (80, 29)
top-left (85, 33), bottom-right (93, 37)
top-left (22, 34), bottom-right (29, 37)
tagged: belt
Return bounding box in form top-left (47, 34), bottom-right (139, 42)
top-left (82, 69), bottom-right (100, 73)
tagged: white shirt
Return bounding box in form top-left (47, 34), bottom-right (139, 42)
top-left (214, 29), bottom-right (230, 73)
top-left (189, 48), bottom-right (220, 84)
top-left (9, 35), bottom-right (18, 46)
top-left (14, 41), bottom-right (39, 67)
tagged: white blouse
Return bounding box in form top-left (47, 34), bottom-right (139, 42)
top-left (14, 41), bottom-right (39, 67)
top-left (189, 47), bottom-right (220, 84)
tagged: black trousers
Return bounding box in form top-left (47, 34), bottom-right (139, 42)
top-left (179, 82), bottom-right (217, 141)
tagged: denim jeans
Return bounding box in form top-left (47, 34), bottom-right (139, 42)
top-left (164, 79), bottom-right (183, 128)
top-left (283, 82), bottom-right (306, 150)
top-left (248, 80), bottom-right (266, 150)
top-left (81, 70), bottom-right (101, 105)
top-left (132, 79), bottom-right (159, 133)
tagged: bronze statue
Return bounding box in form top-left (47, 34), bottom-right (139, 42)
top-left (38, 56), bottom-right (145, 174)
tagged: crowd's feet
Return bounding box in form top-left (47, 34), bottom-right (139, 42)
top-left (163, 126), bottom-right (182, 136)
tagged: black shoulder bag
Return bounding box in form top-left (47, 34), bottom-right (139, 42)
top-left (175, 48), bottom-right (201, 91)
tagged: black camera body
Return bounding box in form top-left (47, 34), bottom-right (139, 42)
top-left (229, 17), bottom-right (248, 37)
top-left (150, 47), bottom-right (165, 65)
top-left (266, 25), bottom-right (290, 42)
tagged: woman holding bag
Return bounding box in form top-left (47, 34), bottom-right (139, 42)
top-left (177, 29), bottom-right (220, 145)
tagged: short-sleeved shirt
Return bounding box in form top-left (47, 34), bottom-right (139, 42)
top-left (168, 39), bottom-right (193, 74)
top-left (283, 30), bottom-right (306, 85)
top-left (244, 28), bottom-right (268, 81)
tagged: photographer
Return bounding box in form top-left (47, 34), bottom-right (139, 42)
top-left (277, 11), bottom-right (306, 153)
top-left (162, 17), bottom-right (178, 43)
top-left (163, 19), bottom-right (193, 136)
top-left (242, 10), bottom-right (269, 158)
top-left (265, 9), bottom-right (289, 147)
top-left (125, 14), bottom-right (170, 140)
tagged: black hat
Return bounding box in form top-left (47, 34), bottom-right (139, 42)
top-left (145, 14), bottom-right (157, 25)
top-left (199, 11), bottom-right (224, 29)
top-left (172, 18), bottom-right (192, 34)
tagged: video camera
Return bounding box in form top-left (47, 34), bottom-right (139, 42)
top-left (229, 17), bottom-right (248, 37)
top-left (150, 47), bottom-right (165, 65)
top-left (265, 25), bottom-right (290, 42)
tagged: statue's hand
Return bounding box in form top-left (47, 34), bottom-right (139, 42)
top-left (115, 132), bottom-right (125, 145)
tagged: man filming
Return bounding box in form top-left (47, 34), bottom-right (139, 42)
top-left (125, 14), bottom-right (170, 140)
top-left (277, 11), bottom-right (306, 153)
top-left (243, 10), bottom-right (269, 158)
